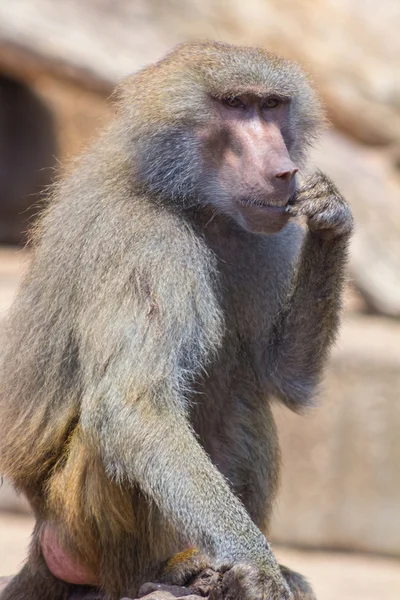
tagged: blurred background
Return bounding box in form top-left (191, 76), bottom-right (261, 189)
top-left (0, 1), bottom-right (399, 599)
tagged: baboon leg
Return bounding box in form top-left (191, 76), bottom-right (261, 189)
top-left (1, 521), bottom-right (102, 600)
top-left (280, 565), bottom-right (317, 600)
top-left (0, 561), bottom-right (106, 600)
top-left (0, 562), bottom-right (70, 600)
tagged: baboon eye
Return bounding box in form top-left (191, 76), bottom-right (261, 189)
top-left (223, 96), bottom-right (246, 109)
top-left (263, 96), bottom-right (281, 109)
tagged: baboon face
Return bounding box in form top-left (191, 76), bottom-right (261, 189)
top-left (130, 42), bottom-right (323, 234)
top-left (198, 92), bottom-right (298, 234)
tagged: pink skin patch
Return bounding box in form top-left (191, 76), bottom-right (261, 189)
top-left (40, 525), bottom-right (99, 586)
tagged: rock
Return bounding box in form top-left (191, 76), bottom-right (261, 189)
top-left (138, 583), bottom-right (195, 597)
top-left (0, 571), bottom-right (220, 600)
top-left (309, 130), bottom-right (400, 317)
top-left (1, 0), bottom-right (399, 146)
top-left (270, 313), bottom-right (400, 555)
top-left (69, 590), bottom-right (105, 600)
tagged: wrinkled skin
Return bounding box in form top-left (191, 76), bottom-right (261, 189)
top-left (40, 526), bottom-right (98, 586)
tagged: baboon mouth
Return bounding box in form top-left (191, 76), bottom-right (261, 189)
top-left (237, 191), bottom-right (296, 211)
top-left (237, 199), bottom-right (288, 211)
top-left (235, 196), bottom-right (291, 234)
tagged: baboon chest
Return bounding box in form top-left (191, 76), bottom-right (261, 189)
top-left (216, 244), bottom-right (284, 340)
top-left (199, 221), bottom-right (299, 380)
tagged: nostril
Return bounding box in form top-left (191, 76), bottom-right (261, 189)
top-left (275, 168), bottom-right (299, 181)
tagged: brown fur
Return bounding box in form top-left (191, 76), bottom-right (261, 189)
top-left (0, 42), bottom-right (352, 600)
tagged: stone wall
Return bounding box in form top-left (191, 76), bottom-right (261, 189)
top-left (271, 314), bottom-right (400, 555)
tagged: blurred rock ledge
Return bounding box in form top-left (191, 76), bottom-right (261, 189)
top-left (271, 313), bottom-right (400, 556)
top-left (309, 131), bottom-right (400, 317)
top-left (0, 0), bottom-right (399, 147)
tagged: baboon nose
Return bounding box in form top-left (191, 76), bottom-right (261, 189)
top-left (275, 167), bottom-right (298, 181)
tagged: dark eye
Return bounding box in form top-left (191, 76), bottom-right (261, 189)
top-left (223, 97), bottom-right (245, 109)
top-left (263, 96), bottom-right (281, 109)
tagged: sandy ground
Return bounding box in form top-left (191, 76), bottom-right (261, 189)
top-left (0, 512), bottom-right (399, 600)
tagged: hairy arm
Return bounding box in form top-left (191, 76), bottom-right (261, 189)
top-left (266, 171), bottom-right (354, 409)
top-left (76, 217), bottom-right (285, 589)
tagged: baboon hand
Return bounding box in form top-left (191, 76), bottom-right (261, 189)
top-left (286, 170), bottom-right (353, 240)
top-left (212, 563), bottom-right (293, 600)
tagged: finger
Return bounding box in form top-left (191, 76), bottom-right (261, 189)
top-left (285, 199), bottom-right (319, 219)
top-left (285, 204), bottom-right (298, 215)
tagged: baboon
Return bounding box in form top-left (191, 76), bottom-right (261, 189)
top-left (0, 42), bottom-right (353, 600)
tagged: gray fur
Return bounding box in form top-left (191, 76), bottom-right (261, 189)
top-left (0, 42), bottom-right (352, 600)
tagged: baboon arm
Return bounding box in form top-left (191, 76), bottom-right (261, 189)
top-left (77, 253), bottom-right (277, 572)
top-left (266, 231), bottom-right (349, 410)
top-left (83, 395), bottom-right (271, 567)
